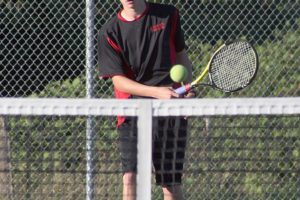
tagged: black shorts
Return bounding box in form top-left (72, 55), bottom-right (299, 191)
top-left (118, 117), bottom-right (188, 186)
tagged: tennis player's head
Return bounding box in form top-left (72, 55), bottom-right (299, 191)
top-left (120, 0), bottom-right (146, 11)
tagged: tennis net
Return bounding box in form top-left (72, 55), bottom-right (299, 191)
top-left (0, 97), bottom-right (299, 200)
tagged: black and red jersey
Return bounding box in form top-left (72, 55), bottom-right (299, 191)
top-left (98, 2), bottom-right (186, 126)
top-left (98, 2), bottom-right (186, 87)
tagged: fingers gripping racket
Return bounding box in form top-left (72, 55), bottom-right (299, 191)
top-left (175, 41), bottom-right (259, 95)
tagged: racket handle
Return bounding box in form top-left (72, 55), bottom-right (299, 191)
top-left (174, 84), bottom-right (191, 95)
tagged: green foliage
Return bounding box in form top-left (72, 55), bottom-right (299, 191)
top-left (8, 75), bottom-right (117, 198)
top-left (30, 77), bottom-right (85, 97)
top-left (186, 115), bottom-right (300, 200)
top-left (29, 74), bottom-right (114, 98)
top-left (187, 20), bottom-right (300, 98)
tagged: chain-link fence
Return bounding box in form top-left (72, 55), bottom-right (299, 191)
top-left (1, 0), bottom-right (300, 199)
top-left (2, 0), bottom-right (299, 98)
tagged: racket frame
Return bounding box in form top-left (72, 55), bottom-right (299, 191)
top-left (176, 41), bottom-right (259, 94)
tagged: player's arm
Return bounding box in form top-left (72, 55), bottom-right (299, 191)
top-left (112, 75), bottom-right (179, 99)
top-left (98, 33), bottom-right (178, 99)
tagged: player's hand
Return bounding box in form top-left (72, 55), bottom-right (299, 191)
top-left (153, 87), bottom-right (180, 99)
top-left (184, 90), bottom-right (196, 98)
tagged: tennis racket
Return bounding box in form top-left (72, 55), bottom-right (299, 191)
top-left (174, 41), bottom-right (259, 95)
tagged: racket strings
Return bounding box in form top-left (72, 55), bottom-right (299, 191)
top-left (210, 42), bottom-right (257, 91)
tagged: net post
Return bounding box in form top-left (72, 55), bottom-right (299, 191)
top-left (137, 100), bottom-right (152, 200)
top-left (85, 0), bottom-right (95, 199)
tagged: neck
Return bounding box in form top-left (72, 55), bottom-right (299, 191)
top-left (121, 1), bottom-right (147, 21)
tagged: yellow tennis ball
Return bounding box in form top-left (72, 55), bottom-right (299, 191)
top-left (170, 64), bottom-right (188, 83)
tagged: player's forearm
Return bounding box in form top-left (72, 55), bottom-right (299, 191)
top-left (112, 75), bottom-right (157, 98)
top-left (176, 49), bottom-right (193, 83)
top-left (112, 76), bottom-right (179, 99)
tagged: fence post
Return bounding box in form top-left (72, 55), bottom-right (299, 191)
top-left (85, 0), bottom-right (95, 199)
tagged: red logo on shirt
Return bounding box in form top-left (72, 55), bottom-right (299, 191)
top-left (150, 23), bottom-right (165, 32)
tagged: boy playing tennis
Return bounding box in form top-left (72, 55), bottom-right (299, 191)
top-left (98, 0), bottom-right (194, 199)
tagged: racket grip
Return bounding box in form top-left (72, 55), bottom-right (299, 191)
top-left (174, 84), bottom-right (191, 95)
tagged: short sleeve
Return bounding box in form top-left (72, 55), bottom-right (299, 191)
top-left (97, 32), bottom-right (125, 78)
top-left (173, 9), bottom-right (186, 52)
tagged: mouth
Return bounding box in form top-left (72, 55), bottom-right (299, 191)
top-left (127, 1), bottom-right (134, 7)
